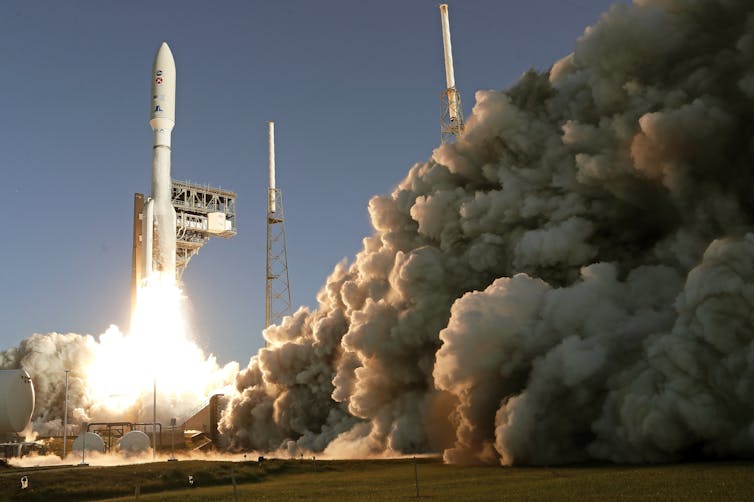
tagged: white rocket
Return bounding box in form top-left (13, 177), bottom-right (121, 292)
top-left (145, 42), bottom-right (177, 279)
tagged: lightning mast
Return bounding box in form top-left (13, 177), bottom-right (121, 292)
top-left (439, 4), bottom-right (464, 143)
top-left (265, 121), bottom-right (292, 330)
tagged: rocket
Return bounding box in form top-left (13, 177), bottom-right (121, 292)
top-left (146, 42), bottom-right (177, 279)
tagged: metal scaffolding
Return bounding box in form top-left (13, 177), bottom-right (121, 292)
top-left (441, 87), bottom-right (465, 144)
top-left (171, 180), bottom-right (237, 279)
top-left (131, 180), bottom-right (237, 305)
top-left (265, 187), bottom-right (292, 329)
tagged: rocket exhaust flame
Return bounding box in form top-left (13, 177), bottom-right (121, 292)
top-left (0, 275), bottom-right (238, 436)
top-left (86, 275), bottom-right (235, 418)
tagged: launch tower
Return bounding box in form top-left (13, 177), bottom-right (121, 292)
top-left (131, 182), bottom-right (237, 310)
top-left (265, 122), bottom-right (292, 329)
top-left (439, 4), bottom-right (465, 143)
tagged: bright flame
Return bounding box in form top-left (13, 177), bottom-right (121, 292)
top-left (85, 273), bottom-right (236, 421)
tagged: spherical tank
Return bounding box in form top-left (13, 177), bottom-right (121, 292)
top-left (118, 430), bottom-right (151, 454)
top-left (72, 432), bottom-right (106, 453)
top-left (0, 369), bottom-right (35, 433)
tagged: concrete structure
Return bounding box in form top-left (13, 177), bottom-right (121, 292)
top-left (181, 394), bottom-right (227, 448)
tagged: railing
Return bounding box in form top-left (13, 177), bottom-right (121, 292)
top-left (177, 398), bottom-right (211, 426)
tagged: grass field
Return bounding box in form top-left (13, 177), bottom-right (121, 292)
top-left (1, 456), bottom-right (753, 501)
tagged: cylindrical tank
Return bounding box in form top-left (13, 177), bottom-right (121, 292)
top-left (0, 369), bottom-right (35, 433)
top-left (72, 432), bottom-right (106, 453)
top-left (118, 430), bottom-right (151, 454)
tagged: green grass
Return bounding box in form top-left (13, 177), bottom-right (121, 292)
top-left (1, 457), bottom-right (753, 501)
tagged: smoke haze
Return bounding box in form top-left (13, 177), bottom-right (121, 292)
top-left (220, 0), bottom-right (754, 465)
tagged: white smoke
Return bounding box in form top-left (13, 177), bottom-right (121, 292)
top-left (219, 0), bottom-right (754, 465)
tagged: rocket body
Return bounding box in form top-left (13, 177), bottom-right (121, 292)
top-left (148, 42), bottom-right (177, 278)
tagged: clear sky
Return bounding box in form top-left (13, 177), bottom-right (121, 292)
top-left (0, 0), bottom-right (624, 365)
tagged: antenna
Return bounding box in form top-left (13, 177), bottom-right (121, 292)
top-left (265, 121), bottom-right (292, 332)
top-left (439, 4), bottom-right (464, 143)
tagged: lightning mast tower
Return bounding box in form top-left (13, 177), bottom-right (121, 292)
top-left (265, 122), bottom-right (292, 329)
top-left (439, 4), bottom-right (464, 144)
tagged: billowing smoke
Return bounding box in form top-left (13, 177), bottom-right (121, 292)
top-left (0, 332), bottom-right (98, 436)
top-left (220, 0), bottom-right (754, 465)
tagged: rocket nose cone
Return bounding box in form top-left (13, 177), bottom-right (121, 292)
top-left (154, 42), bottom-right (175, 67)
top-left (151, 41), bottom-right (176, 127)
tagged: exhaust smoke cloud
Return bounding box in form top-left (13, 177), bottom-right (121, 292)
top-left (220, 0), bottom-right (754, 465)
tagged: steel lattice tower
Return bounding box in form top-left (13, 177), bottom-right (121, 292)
top-left (265, 122), bottom-right (292, 329)
top-left (439, 4), bottom-right (465, 144)
top-left (441, 88), bottom-right (465, 144)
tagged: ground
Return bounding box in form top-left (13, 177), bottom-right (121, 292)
top-left (0, 457), bottom-right (752, 501)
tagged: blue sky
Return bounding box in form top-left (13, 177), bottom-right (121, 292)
top-left (0, 1), bottom-right (623, 364)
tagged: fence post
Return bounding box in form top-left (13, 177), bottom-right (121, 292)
top-left (413, 456), bottom-right (419, 498)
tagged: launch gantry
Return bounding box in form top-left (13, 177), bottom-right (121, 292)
top-left (131, 181), bottom-right (237, 310)
top-left (441, 87), bottom-right (465, 144)
top-left (171, 180), bottom-right (237, 279)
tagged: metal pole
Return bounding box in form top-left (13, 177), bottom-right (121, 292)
top-left (232, 467), bottom-right (239, 502)
top-left (80, 422), bottom-right (87, 466)
top-left (439, 4), bottom-right (456, 89)
top-left (63, 369), bottom-right (70, 459)
top-left (169, 417), bottom-right (177, 461)
top-left (268, 121), bottom-right (276, 213)
top-left (413, 456), bottom-right (419, 498)
top-left (153, 377), bottom-right (157, 459)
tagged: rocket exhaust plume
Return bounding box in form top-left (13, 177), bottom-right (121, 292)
top-left (219, 0), bottom-right (754, 466)
top-left (148, 42), bottom-right (177, 278)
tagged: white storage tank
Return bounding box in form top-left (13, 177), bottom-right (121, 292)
top-left (72, 432), bottom-right (106, 453)
top-left (118, 430), bottom-right (151, 454)
top-left (0, 369), bottom-right (35, 433)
